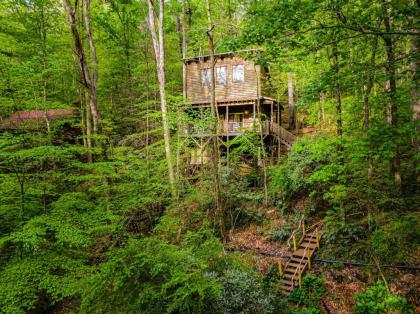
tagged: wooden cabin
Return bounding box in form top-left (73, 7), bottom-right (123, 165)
top-left (183, 50), bottom-right (296, 164)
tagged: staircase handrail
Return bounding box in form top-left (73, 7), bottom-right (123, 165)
top-left (305, 220), bottom-right (323, 234)
top-left (286, 215), bottom-right (305, 251)
top-left (290, 245), bottom-right (309, 288)
top-left (270, 122), bottom-right (297, 145)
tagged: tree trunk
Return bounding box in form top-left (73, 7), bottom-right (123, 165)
top-left (85, 91), bottom-right (93, 163)
top-left (205, 0), bottom-right (226, 243)
top-left (147, 0), bottom-right (176, 197)
top-left (410, 23), bottom-right (419, 180)
top-left (382, 9), bottom-right (402, 187)
top-left (63, 0), bottom-right (101, 134)
top-left (363, 35), bottom-right (378, 183)
top-left (255, 67), bottom-right (269, 206)
top-left (287, 72), bottom-right (296, 130)
top-left (82, 0), bottom-right (101, 133)
top-left (332, 42), bottom-right (343, 137)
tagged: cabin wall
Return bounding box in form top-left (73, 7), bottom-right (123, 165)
top-left (185, 56), bottom-right (262, 103)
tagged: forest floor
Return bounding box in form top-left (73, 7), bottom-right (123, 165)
top-left (227, 206), bottom-right (420, 314)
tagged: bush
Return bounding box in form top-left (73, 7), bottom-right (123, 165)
top-left (288, 275), bottom-right (325, 308)
top-left (353, 282), bottom-right (413, 314)
top-left (212, 269), bottom-right (288, 314)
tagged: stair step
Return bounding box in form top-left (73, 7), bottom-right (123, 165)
top-left (286, 262), bottom-right (307, 269)
top-left (279, 279), bottom-right (293, 286)
top-left (300, 242), bottom-right (318, 248)
top-left (291, 252), bottom-right (310, 259)
top-left (283, 274), bottom-right (299, 281)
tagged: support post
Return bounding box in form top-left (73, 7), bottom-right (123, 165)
top-left (293, 233), bottom-right (297, 252)
top-left (308, 255), bottom-right (311, 270)
top-left (298, 270), bottom-right (302, 288)
top-left (271, 101), bottom-right (273, 125)
top-left (278, 259), bottom-right (283, 277)
top-left (225, 105), bottom-right (229, 134)
top-left (253, 102), bottom-right (256, 126)
top-left (302, 220), bottom-right (306, 236)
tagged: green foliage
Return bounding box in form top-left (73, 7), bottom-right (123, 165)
top-left (354, 282), bottom-right (413, 314)
top-left (80, 232), bottom-right (224, 313)
top-left (288, 275), bottom-right (326, 308)
top-left (270, 134), bottom-right (339, 199)
top-left (211, 269), bottom-right (279, 314)
top-left (270, 223), bottom-right (293, 242)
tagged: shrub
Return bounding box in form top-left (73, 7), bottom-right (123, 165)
top-left (288, 275), bottom-right (325, 308)
top-left (212, 269), bottom-right (281, 314)
top-left (353, 282), bottom-right (413, 314)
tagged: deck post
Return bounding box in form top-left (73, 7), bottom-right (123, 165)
top-left (308, 255), bottom-right (311, 270)
top-left (253, 101), bottom-right (256, 126)
top-left (292, 233), bottom-right (297, 252)
top-left (271, 101), bottom-right (273, 125)
top-left (225, 105), bottom-right (229, 134)
top-left (298, 270), bottom-right (302, 288)
top-left (302, 220), bottom-right (306, 236)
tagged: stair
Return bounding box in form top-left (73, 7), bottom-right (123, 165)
top-left (278, 222), bottom-right (323, 296)
top-left (270, 122), bottom-right (297, 148)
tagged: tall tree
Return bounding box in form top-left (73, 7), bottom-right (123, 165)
top-left (205, 0), bottom-right (226, 242)
top-left (63, 0), bottom-right (101, 134)
top-left (147, 0), bottom-right (176, 196)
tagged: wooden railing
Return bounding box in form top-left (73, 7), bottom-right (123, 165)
top-left (270, 122), bottom-right (297, 146)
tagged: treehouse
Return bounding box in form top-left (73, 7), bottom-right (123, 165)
top-left (183, 50), bottom-right (296, 164)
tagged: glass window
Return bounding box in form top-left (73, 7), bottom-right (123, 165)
top-left (216, 66), bottom-right (227, 85)
top-left (201, 68), bottom-right (211, 86)
top-left (232, 64), bottom-right (244, 83)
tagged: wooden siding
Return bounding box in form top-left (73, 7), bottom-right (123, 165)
top-left (185, 56), bottom-right (262, 103)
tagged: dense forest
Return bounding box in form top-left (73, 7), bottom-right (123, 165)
top-left (0, 0), bottom-right (419, 313)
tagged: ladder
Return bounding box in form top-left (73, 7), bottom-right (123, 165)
top-left (278, 219), bottom-right (323, 296)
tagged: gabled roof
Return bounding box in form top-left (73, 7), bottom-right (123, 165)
top-left (183, 49), bottom-right (263, 64)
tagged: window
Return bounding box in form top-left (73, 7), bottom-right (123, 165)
top-left (201, 68), bottom-right (211, 86)
top-left (216, 66), bottom-right (227, 85)
top-left (232, 64), bottom-right (244, 83)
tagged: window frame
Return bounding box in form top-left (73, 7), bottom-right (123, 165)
top-left (201, 68), bottom-right (211, 87)
top-left (216, 66), bottom-right (227, 85)
top-left (232, 64), bottom-right (245, 83)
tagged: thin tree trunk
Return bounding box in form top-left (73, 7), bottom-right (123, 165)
top-left (85, 91), bottom-right (93, 163)
top-left (255, 67), bottom-right (269, 206)
top-left (63, 0), bottom-right (101, 134)
top-left (82, 0), bottom-right (101, 133)
top-left (287, 72), bottom-right (296, 130)
top-left (382, 8), bottom-right (401, 186)
top-left (205, 0), bottom-right (226, 243)
top-left (332, 42), bottom-right (343, 137)
top-left (147, 0), bottom-right (176, 197)
top-left (410, 23), bottom-right (419, 179)
top-left (363, 35), bottom-right (378, 184)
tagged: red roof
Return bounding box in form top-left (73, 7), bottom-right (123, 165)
top-left (9, 109), bottom-right (76, 121)
top-left (1, 109), bottom-right (77, 129)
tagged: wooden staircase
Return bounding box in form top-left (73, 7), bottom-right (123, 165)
top-left (278, 219), bottom-right (323, 296)
top-left (270, 122), bottom-right (297, 148)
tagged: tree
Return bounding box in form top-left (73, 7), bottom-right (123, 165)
top-left (147, 0), bottom-right (176, 197)
top-left (205, 0), bottom-right (226, 241)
